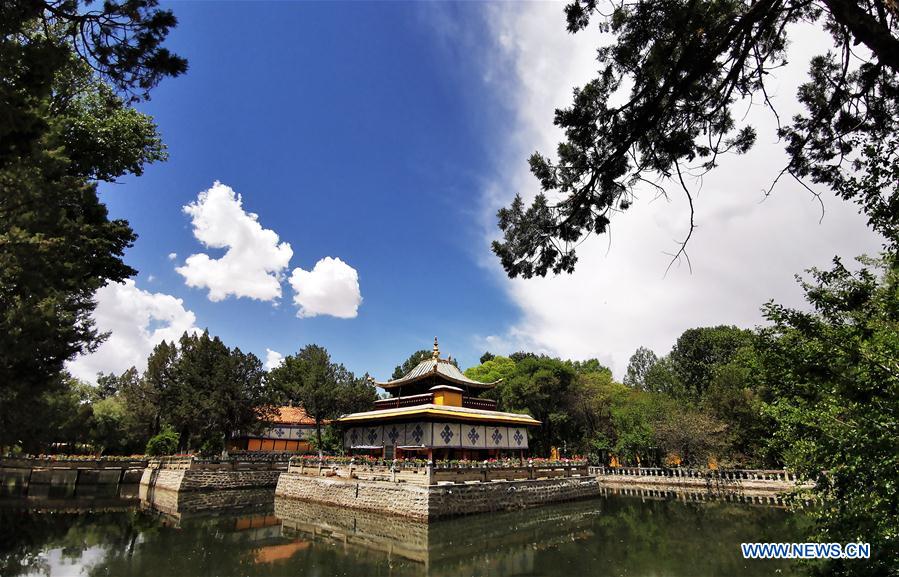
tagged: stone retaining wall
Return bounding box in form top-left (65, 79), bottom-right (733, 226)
top-left (139, 467), bottom-right (280, 494)
top-left (141, 487), bottom-right (276, 520)
top-left (275, 472), bottom-right (601, 521)
top-left (428, 477), bottom-right (600, 518)
top-left (1, 459), bottom-right (146, 497)
top-left (594, 473), bottom-right (811, 495)
top-left (276, 473), bottom-right (431, 519)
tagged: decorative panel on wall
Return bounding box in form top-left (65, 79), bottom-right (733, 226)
top-left (363, 425), bottom-right (383, 447)
top-left (434, 422), bottom-right (462, 448)
top-left (461, 424), bottom-right (487, 449)
top-left (403, 422), bottom-right (429, 447)
top-left (384, 423), bottom-right (404, 446)
top-left (486, 426), bottom-right (510, 449)
top-left (508, 426), bottom-right (529, 449)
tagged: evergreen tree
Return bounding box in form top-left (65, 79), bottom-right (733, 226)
top-left (493, 0), bottom-right (899, 277)
top-left (0, 1), bottom-right (185, 447)
top-left (268, 344), bottom-right (376, 457)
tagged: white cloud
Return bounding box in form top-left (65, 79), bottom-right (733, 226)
top-left (66, 280), bottom-right (200, 383)
top-left (289, 257), bottom-right (362, 318)
top-left (265, 348), bottom-right (284, 370)
top-left (176, 181), bottom-right (293, 302)
top-left (475, 5), bottom-right (883, 378)
top-left (168, 252), bottom-right (177, 261)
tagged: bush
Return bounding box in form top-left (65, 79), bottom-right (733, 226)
top-left (145, 426), bottom-right (179, 456)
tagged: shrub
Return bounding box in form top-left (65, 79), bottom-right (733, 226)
top-left (145, 426), bottom-right (179, 456)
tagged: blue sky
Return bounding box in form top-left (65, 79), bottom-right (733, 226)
top-left (70, 3), bottom-right (882, 384)
top-left (76, 2), bottom-right (519, 381)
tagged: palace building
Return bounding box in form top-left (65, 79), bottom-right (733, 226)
top-left (229, 406), bottom-right (318, 453)
top-left (338, 338), bottom-right (540, 460)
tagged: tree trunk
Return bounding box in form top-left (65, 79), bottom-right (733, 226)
top-left (315, 418), bottom-right (323, 459)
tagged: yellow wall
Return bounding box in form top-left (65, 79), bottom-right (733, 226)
top-left (433, 390), bottom-right (462, 407)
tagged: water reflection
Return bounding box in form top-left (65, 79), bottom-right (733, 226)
top-left (273, 495), bottom-right (808, 577)
top-left (0, 487), bottom-right (810, 577)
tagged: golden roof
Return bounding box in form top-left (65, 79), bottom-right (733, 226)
top-left (336, 403), bottom-right (540, 426)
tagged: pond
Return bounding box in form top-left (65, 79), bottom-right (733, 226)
top-left (0, 487), bottom-right (810, 577)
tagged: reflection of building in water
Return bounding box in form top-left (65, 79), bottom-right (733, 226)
top-left (339, 338), bottom-right (540, 461)
top-left (141, 492), bottom-right (314, 567)
top-left (273, 495), bottom-right (601, 575)
top-left (228, 406), bottom-right (318, 453)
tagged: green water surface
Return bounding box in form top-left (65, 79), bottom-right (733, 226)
top-left (0, 488), bottom-right (810, 577)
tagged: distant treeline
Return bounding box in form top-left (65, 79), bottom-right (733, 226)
top-left (465, 324), bottom-right (772, 468)
top-left (5, 333), bottom-right (376, 457)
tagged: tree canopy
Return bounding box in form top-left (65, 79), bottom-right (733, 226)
top-left (268, 344), bottom-right (376, 457)
top-left (143, 331), bottom-right (273, 454)
top-left (0, 1), bottom-right (185, 448)
top-left (390, 349), bottom-right (458, 380)
top-left (759, 256), bottom-right (899, 575)
top-left (623, 346), bottom-right (658, 390)
top-left (493, 0), bottom-right (899, 278)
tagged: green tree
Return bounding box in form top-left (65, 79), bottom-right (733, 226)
top-left (701, 348), bottom-right (772, 467)
top-left (669, 326), bottom-right (753, 399)
top-left (479, 351), bottom-right (495, 364)
top-left (391, 349), bottom-right (458, 379)
top-left (493, 0), bottom-right (899, 278)
top-left (509, 351), bottom-right (537, 363)
top-left (760, 256), bottom-right (899, 575)
top-left (90, 396), bottom-right (131, 454)
top-left (653, 403), bottom-right (726, 467)
top-left (623, 346), bottom-right (658, 390)
top-left (566, 358), bottom-right (612, 377)
top-left (608, 390), bottom-right (660, 465)
top-left (493, 356), bottom-right (579, 455)
top-left (140, 331), bottom-right (275, 454)
top-left (14, 373), bottom-right (94, 454)
top-left (145, 425), bottom-right (179, 457)
top-left (115, 367), bottom-right (158, 445)
top-left (140, 341), bottom-right (178, 438)
top-left (268, 344), bottom-right (376, 458)
top-left (642, 356), bottom-right (683, 397)
top-left (463, 355), bottom-right (517, 385)
top-left (566, 370), bottom-right (624, 457)
top-left (0, 1), bottom-right (185, 447)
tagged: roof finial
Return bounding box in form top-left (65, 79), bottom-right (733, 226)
top-left (433, 336), bottom-right (439, 359)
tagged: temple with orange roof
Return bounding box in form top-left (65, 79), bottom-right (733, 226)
top-left (337, 338), bottom-right (540, 461)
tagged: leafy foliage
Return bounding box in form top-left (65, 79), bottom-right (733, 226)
top-left (623, 346), bottom-right (658, 390)
top-left (145, 425), bottom-right (179, 457)
top-left (464, 355), bottom-right (517, 386)
top-left (391, 349), bottom-right (458, 380)
top-left (760, 256), bottom-right (899, 575)
top-left (493, 0), bottom-right (899, 277)
top-left (143, 331), bottom-right (275, 453)
top-left (268, 344), bottom-right (376, 456)
top-left (669, 326), bottom-right (754, 398)
top-left (0, 1), bottom-right (184, 447)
